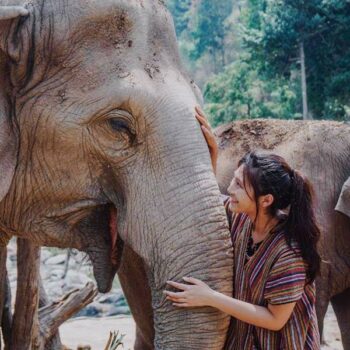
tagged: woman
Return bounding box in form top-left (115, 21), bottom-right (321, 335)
top-left (164, 107), bottom-right (321, 349)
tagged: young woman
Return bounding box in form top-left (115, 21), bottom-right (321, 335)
top-left (164, 107), bottom-right (321, 349)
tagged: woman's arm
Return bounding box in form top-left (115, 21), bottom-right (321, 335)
top-left (209, 289), bottom-right (295, 331)
top-left (195, 107), bottom-right (218, 175)
top-left (164, 277), bottom-right (296, 331)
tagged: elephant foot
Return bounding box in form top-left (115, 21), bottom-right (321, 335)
top-left (134, 325), bottom-right (153, 350)
top-left (331, 288), bottom-right (350, 350)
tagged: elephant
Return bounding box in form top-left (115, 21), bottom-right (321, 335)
top-left (214, 119), bottom-right (350, 350)
top-left (0, 1), bottom-right (234, 349)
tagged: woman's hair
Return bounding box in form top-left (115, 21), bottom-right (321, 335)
top-left (238, 151), bottom-right (321, 283)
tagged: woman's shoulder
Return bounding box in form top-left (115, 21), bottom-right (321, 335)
top-left (270, 230), bottom-right (303, 262)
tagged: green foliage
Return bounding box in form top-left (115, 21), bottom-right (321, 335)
top-left (243, 0), bottom-right (350, 119)
top-left (166, 0), bottom-right (233, 74)
top-left (189, 0), bottom-right (233, 64)
top-left (166, 0), bottom-right (350, 123)
top-left (166, 0), bottom-right (191, 36)
top-left (204, 57), bottom-right (300, 127)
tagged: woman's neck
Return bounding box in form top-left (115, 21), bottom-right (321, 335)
top-left (248, 211), bottom-right (279, 241)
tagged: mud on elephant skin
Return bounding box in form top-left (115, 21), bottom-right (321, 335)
top-left (215, 119), bottom-right (350, 349)
top-left (0, 1), bottom-right (233, 349)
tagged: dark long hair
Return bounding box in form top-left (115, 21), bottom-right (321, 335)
top-left (238, 151), bottom-right (321, 283)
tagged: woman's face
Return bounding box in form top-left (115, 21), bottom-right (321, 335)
top-left (227, 165), bottom-right (257, 217)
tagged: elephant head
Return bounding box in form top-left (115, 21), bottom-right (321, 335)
top-left (0, 1), bottom-right (233, 348)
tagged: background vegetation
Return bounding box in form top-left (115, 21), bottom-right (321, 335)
top-left (166, 0), bottom-right (350, 126)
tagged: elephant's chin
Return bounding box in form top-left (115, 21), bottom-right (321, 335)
top-left (80, 204), bottom-right (124, 293)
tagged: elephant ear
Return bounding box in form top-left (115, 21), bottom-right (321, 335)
top-left (0, 6), bottom-right (28, 202)
top-left (335, 177), bottom-right (350, 218)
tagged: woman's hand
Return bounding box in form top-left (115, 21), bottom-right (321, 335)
top-left (195, 106), bottom-right (218, 175)
top-left (164, 276), bottom-right (215, 308)
top-left (0, 6), bottom-right (29, 20)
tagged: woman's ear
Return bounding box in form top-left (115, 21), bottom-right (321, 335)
top-left (260, 194), bottom-right (274, 209)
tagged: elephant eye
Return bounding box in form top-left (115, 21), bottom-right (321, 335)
top-left (109, 118), bottom-right (129, 132)
top-left (107, 117), bottom-right (136, 145)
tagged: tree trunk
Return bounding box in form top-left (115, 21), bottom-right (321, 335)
top-left (10, 239), bottom-right (41, 350)
top-left (221, 45), bottom-right (225, 68)
top-left (299, 41), bottom-right (310, 120)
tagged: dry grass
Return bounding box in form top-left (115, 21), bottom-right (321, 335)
top-left (104, 331), bottom-right (126, 350)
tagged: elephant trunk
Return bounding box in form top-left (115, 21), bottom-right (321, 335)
top-left (121, 101), bottom-right (233, 349)
top-left (151, 177), bottom-right (233, 349)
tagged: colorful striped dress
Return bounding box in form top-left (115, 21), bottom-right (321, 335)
top-left (224, 207), bottom-right (320, 349)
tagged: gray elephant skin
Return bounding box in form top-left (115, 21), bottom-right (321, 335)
top-left (0, 1), bottom-right (233, 349)
top-left (215, 119), bottom-right (350, 350)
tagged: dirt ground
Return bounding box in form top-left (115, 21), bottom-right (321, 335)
top-left (60, 305), bottom-right (344, 350)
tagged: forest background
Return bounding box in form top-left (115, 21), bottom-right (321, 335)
top-left (165, 0), bottom-right (350, 126)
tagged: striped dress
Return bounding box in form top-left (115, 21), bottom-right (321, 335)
top-left (224, 208), bottom-right (320, 349)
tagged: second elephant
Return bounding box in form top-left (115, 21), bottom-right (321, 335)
top-left (215, 118), bottom-right (350, 350)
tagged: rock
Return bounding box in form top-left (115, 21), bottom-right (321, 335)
top-left (65, 270), bottom-right (92, 286)
top-left (106, 305), bottom-right (130, 316)
top-left (97, 291), bottom-right (124, 304)
top-left (74, 302), bottom-right (105, 318)
top-left (40, 249), bottom-right (53, 262)
top-left (9, 274), bottom-right (17, 283)
top-left (45, 254), bottom-right (67, 265)
top-left (45, 281), bottom-right (64, 298)
top-left (49, 268), bottom-right (65, 280)
top-left (8, 253), bottom-right (17, 262)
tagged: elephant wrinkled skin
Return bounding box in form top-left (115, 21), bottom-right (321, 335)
top-left (0, 1), bottom-right (233, 349)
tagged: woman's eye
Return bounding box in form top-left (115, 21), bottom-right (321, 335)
top-left (236, 180), bottom-right (241, 187)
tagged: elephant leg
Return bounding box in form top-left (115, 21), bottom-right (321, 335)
top-left (117, 244), bottom-right (154, 350)
top-left (135, 325), bottom-right (153, 350)
top-left (331, 288), bottom-right (350, 350)
top-left (315, 273), bottom-right (330, 344)
top-left (316, 298), bottom-right (329, 344)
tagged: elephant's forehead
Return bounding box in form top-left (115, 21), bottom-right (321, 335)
top-left (51, 0), bottom-right (172, 47)
top-left (11, 0), bottom-right (180, 98)
top-left (35, 0), bottom-right (179, 78)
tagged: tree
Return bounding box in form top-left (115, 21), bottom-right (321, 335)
top-left (166, 0), bottom-right (192, 37)
top-left (190, 0), bottom-right (233, 72)
top-left (204, 55), bottom-right (300, 127)
top-left (244, 0), bottom-right (350, 120)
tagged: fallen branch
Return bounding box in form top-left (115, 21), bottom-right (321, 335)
top-left (39, 277), bottom-right (64, 350)
top-left (39, 282), bottom-right (98, 344)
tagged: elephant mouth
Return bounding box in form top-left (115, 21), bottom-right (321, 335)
top-left (46, 200), bottom-right (124, 293)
